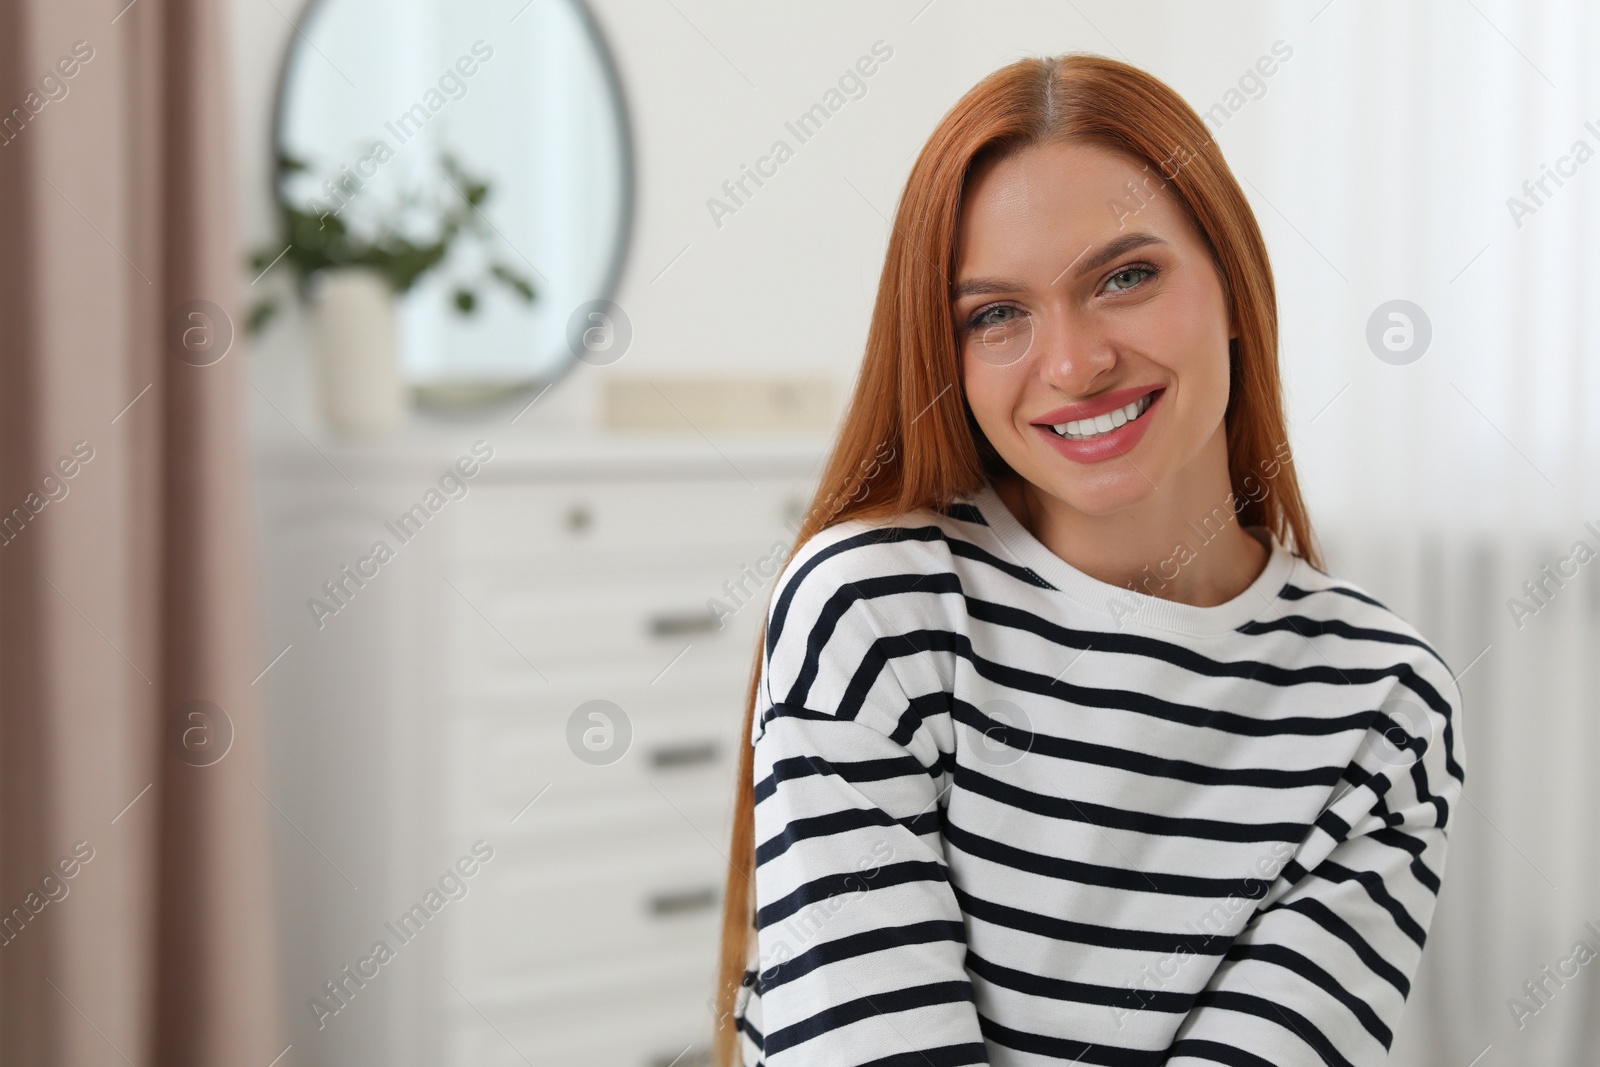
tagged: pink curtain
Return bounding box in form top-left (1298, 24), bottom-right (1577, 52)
top-left (0, 0), bottom-right (281, 1063)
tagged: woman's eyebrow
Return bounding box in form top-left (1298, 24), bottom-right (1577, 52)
top-left (950, 232), bottom-right (1170, 300)
top-left (1069, 231), bottom-right (1169, 281)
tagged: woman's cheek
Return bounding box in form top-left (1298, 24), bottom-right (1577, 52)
top-left (960, 355), bottom-right (1011, 435)
top-left (1167, 330), bottom-right (1234, 448)
top-left (959, 353), bottom-right (1002, 433)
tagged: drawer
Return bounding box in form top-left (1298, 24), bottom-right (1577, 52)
top-left (444, 921), bottom-right (725, 1015)
top-left (457, 478), bottom-right (812, 559)
top-left (444, 691), bottom-right (741, 847)
top-left (459, 774), bottom-right (737, 857)
top-left (448, 581), bottom-right (769, 687)
top-left (454, 537), bottom-right (800, 596)
top-left (460, 660), bottom-right (760, 712)
top-left (453, 830), bottom-right (727, 983)
top-left (443, 961), bottom-right (716, 1067)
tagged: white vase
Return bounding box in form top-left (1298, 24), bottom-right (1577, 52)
top-left (312, 267), bottom-right (406, 439)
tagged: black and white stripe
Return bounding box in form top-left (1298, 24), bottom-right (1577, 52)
top-left (732, 483), bottom-right (1465, 1067)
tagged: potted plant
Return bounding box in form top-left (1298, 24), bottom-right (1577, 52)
top-left (247, 150), bottom-right (536, 438)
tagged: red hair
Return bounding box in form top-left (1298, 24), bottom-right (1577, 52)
top-left (711, 51), bottom-right (1320, 1065)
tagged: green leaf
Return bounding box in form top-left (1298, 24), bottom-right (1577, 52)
top-left (247, 299), bottom-right (279, 336)
top-left (254, 146), bottom-right (512, 305)
top-left (489, 262), bottom-right (536, 303)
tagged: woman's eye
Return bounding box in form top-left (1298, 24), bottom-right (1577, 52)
top-left (968, 304), bottom-right (1019, 329)
top-left (1106, 266), bottom-right (1155, 292)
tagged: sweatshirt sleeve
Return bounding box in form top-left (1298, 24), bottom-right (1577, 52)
top-left (749, 536), bottom-right (990, 1067)
top-left (1163, 656), bottom-right (1467, 1067)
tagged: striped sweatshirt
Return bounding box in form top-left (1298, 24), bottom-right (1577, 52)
top-left (731, 481), bottom-right (1465, 1066)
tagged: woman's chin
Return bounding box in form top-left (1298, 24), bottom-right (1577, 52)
top-left (1016, 464), bottom-right (1163, 519)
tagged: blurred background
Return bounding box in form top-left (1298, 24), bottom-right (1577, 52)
top-left (1, 0), bottom-right (1598, 1064)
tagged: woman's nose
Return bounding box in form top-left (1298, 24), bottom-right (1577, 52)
top-left (1033, 313), bottom-right (1117, 395)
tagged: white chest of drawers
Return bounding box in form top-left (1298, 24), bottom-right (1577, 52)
top-left (253, 429), bottom-right (825, 1067)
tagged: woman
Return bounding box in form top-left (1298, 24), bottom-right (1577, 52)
top-left (714, 52), bottom-right (1464, 1067)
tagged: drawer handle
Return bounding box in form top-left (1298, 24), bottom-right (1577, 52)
top-left (564, 504), bottom-right (593, 533)
top-left (647, 886), bottom-right (720, 917)
top-left (647, 609), bottom-right (720, 638)
top-left (650, 741), bottom-right (719, 769)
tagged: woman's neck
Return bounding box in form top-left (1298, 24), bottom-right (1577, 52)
top-left (993, 444), bottom-right (1270, 609)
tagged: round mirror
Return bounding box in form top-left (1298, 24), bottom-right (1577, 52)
top-left (273, 0), bottom-right (633, 406)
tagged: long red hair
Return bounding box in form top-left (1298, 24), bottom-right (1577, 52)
top-left (711, 51), bottom-right (1321, 1064)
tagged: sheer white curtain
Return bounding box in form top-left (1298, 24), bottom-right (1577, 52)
top-left (1155, 2), bottom-right (1600, 1064)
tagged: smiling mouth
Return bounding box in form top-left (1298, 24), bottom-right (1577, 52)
top-left (1043, 390), bottom-right (1159, 441)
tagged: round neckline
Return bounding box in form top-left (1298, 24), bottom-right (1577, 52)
top-left (969, 481), bottom-right (1298, 637)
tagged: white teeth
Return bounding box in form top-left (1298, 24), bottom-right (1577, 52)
top-left (1049, 393), bottom-right (1154, 440)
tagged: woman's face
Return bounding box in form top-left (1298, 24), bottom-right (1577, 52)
top-left (953, 140), bottom-right (1236, 518)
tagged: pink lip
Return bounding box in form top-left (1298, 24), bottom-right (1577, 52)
top-left (1031, 386), bottom-right (1165, 464)
top-left (1030, 384), bottom-right (1165, 426)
